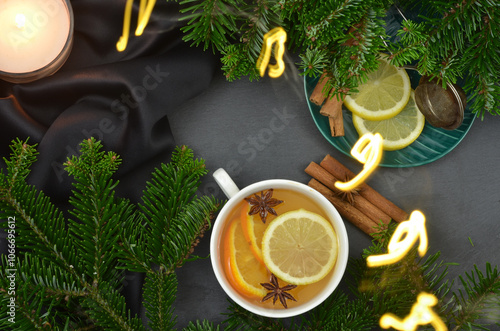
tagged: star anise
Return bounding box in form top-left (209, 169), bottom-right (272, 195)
top-left (260, 274), bottom-right (297, 309)
top-left (335, 175), bottom-right (361, 205)
top-left (244, 189), bottom-right (283, 223)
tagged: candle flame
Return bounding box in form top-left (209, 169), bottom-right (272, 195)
top-left (15, 13), bottom-right (26, 29)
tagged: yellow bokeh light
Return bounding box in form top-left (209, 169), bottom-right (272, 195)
top-left (135, 0), bottom-right (156, 36)
top-left (367, 210), bottom-right (428, 267)
top-left (256, 27), bottom-right (287, 78)
top-left (15, 13), bottom-right (26, 29)
top-left (380, 292), bottom-right (447, 331)
top-left (117, 0), bottom-right (157, 52)
top-left (335, 133), bottom-right (383, 191)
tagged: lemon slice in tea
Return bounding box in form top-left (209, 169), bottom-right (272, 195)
top-left (240, 204), bottom-right (267, 265)
top-left (261, 209), bottom-right (338, 286)
top-left (224, 219), bottom-right (268, 298)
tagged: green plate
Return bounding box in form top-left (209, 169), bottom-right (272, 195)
top-left (304, 71), bottom-right (476, 167)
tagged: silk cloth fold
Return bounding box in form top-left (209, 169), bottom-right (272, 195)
top-left (0, 0), bottom-right (218, 203)
top-left (0, 0), bottom-right (218, 321)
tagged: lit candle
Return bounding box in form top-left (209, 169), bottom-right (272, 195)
top-left (0, 0), bottom-right (74, 83)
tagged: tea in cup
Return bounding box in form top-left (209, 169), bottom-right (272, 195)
top-left (210, 169), bottom-right (349, 318)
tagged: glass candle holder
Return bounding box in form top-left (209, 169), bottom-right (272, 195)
top-left (0, 0), bottom-right (74, 84)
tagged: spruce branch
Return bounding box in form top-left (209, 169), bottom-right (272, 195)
top-left (143, 272), bottom-right (178, 330)
top-left (179, 0), bottom-right (244, 52)
top-left (65, 138), bottom-right (130, 287)
top-left (221, 0), bottom-right (282, 81)
top-left (0, 142), bottom-right (77, 271)
top-left (81, 280), bottom-right (145, 331)
top-left (1, 138), bottom-right (38, 190)
top-left (449, 263), bottom-right (500, 331)
top-left (0, 138), bottom-right (221, 329)
top-left (223, 300), bottom-right (292, 330)
top-left (177, 0), bottom-right (499, 117)
top-left (298, 48), bottom-right (329, 77)
top-left (2, 138), bottom-right (498, 329)
top-left (221, 44), bottom-right (260, 81)
top-left (0, 279), bottom-right (61, 330)
top-left (303, 291), bottom-right (377, 330)
top-left (238, 0), bottom-right (282, 60)
top-left (138, 145), bottom-right (220, 273)
top-left (13, 255), bottom-right (86, 299)
top-left (183, 320), bottom-right (220, 331)
top-left (392, 0), bottom-right (500, 117)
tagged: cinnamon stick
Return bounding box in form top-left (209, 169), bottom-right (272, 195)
top-left (309, 73), bottom-right (329, 106)
top-left (320, 93), bottom-right (343, 117)
top-left (328, 109), bottom-right (344, 137)
top-left (342, 25), bottom-right (362, 47)
top-left (320, 92), bottom-right (344, 137)
top-left (308, 179), bottom-right (379, 237)
top-left (320, 155), bottom-right (409, 222)
top-left (305, 162), bottom-right (391, 225)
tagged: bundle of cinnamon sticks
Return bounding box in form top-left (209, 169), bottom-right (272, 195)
top-left (309, 73), bottom-right (344, 137)
top-left (305, 155), bottom-right (408, 237)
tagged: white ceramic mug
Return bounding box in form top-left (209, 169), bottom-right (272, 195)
top-left (210, 168), bottom-right (349, 318)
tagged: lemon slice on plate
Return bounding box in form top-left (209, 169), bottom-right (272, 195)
top-left (261, 209), bottom-right (338, 286)
top-left (352, 90), bottom-right (425, 151)
top-left (344, 55), bottom-right (411, 121)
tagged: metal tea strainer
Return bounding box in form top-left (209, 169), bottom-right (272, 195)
top-left (387, 5), bottom-right (467, 130)
top-left (414, 76), bottom-right (466, 130)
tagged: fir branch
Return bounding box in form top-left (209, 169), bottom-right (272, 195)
top-left (179, 0), bottom-right (243, 51)
top-left (298, 48), bottom-right (329, 77)
top-left (140, 145), bottom-right (206, 224)
top-left (65, 138), bottom-right (129, 286)
top-left (82, 280), bottom-right (145, 331)
top-left (296, 2), bottom-right (392, 100)
top-left (138, 145), bottom-right (220, 273)
top-left (221, 0), bottom-right (282, 81)
top-left (392, 0), bottom-right (500, 117)
top-left (0, 281), bottom-right (62, 330)
top-left (141, 194), bottom-right (218, 272)
top-left (0, 138), bottom-right (222, 329)
top-left (116, 212), bottom-right (153, 274)
top-left (2, 138), bottom-right (498, 329)
top-left (0, 140), bottom-right (77, 272)
top-left (449, 263), bottom-right (500, 330)
top-left (222, 300), bottom-right (291, 330)
top-left (179, 0), bottom-right (499, 117)
top-left (301, 0), bottom-right (370, 47)
top-left (349, 223), bottom-right (451, 320)
top-left (183, 320), bottom-right (220, 331)
top-left (238, 0), bottom-right (282, 60)
top-left (336, 6), bottom-right (388, 87)
top-left (12, 255), bottom-right (85, 299)
top-left (143, 272), bottom-right (178, 330)
top-left (303, 291), bottom-right (377, 330)
top-left (1, 138), bottom-right (38, 190)
top-left (221, 44), bottom-right (260, 81)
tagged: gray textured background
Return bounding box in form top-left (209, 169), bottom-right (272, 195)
top-left (169, 66), bottom-right (500, 328)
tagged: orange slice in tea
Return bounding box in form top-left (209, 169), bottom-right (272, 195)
top-left (240, 204), bottom-right (267, 265)
top-left (261, 209), bottom-right (338, 286)
top-left (224, 218), bottom-right (268, 298)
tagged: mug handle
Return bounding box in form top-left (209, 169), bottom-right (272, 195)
top-left (213, 168), bottom-right (240, 199)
